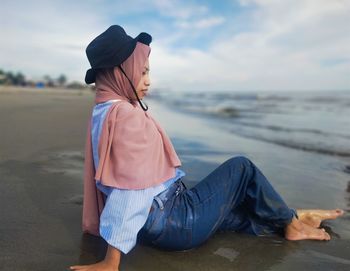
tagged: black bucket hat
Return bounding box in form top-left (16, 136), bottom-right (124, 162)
top-left (85, 25), bottom-right (152, 84)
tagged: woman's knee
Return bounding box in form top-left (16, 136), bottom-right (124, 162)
top-left (227, 156), bottom-right (252, 169)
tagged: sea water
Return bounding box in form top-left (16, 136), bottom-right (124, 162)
top-left (150, 90), bottom-right (350, 158)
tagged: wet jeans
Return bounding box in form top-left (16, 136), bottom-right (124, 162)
top-left (137, 156), bottom-right (296, 251)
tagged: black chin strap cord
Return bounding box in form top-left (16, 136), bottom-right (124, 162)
top-left (118, 65), bottom-right (149, 111)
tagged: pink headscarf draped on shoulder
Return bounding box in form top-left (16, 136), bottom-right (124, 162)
top-left (82, 42), bottom-right (182, 236)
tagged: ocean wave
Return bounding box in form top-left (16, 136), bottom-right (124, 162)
top-left (256, 94), bottom-right (291, 102)
top-left (306, 96), bottom-right (348, 104)
top-left (235, 133), bottom-right (350, 157)
top-left (217, 107), bottom-right (240, 117)
top-left (235, 121), bottom-right (350, 140)
top-left (206, 105), bottom-right (240, 118)
top-left (224, 120), bottom-right (350, 157)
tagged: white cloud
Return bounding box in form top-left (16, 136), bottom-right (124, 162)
top-left (175, 16), bottom-right (225, 29)
top-left (150, 0), bottom-right (350, 91)
top-left (153, 0), bottom-right (208, 19)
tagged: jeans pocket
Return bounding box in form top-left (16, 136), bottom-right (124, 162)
top-left (140, 200), bottom-right (167, 243)
top-left (151, 197), bottom-right (194, 250)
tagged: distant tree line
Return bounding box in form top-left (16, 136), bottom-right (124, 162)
top-left (0, 68), bottom-right (88, 90)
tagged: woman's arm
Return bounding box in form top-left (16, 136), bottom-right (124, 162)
top-left (69, 245), bottom-right (120, 271)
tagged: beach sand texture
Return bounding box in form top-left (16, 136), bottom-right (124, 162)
top-left (0, 86), bottom-right (349, 271)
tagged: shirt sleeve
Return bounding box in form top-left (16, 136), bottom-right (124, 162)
top-left (99, 188), bottom-right (155, 254)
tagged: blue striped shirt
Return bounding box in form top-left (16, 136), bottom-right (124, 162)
top-left (91, 100), bottom-right (185, 254)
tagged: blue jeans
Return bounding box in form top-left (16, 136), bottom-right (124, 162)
top-left (137, 156), bottom-right (296, 251)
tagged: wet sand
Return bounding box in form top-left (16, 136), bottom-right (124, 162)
top-left (0, 86), bottom-right (349, 270)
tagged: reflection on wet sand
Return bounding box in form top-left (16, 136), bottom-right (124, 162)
top-left (119, 233), bottom-right (298, 271)
top-left (322, 225), bottom-right (340, 239)
top-left (79, 233), bottom-right (107, 265)
top-left (347, 181), bottom-right (350, 212)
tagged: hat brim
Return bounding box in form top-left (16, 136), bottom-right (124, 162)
top-left (135, 32), bottom-right (152, 45)
top-left (85, 68), bottom-right (97, 84)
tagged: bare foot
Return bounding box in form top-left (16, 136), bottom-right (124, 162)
top-left (297, 209), bottom-right (344, 228)
top-left (285, 217), bottom-right (331, 241)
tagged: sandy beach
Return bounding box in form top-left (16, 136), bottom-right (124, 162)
top-left (0, 86), bottom-right (349, 271)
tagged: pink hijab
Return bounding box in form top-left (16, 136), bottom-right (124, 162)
top-left (82, 42), bottom-right (182, 236)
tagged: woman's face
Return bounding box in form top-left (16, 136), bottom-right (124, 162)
top-left (136, 58), bottom-right (150, 99)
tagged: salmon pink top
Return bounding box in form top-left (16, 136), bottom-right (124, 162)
top-left (82, 42), bottom-right (182, 235)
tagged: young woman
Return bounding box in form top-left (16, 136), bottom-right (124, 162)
top-left (70, 25), bottom-right (344, 271)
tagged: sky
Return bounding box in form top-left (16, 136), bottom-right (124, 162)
top-left (1, 0), bottom-right (349, 92)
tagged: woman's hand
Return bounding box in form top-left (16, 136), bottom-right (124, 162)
top-left (69, 260), bottom-right (119, 271)
top-left (70, 245), bottom-right (121, 271)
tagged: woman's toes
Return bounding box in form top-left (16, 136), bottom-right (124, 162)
top-left (325, 232), bottom-right (331, 240)
top-left (336, 209), bottom-right (344, 215)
